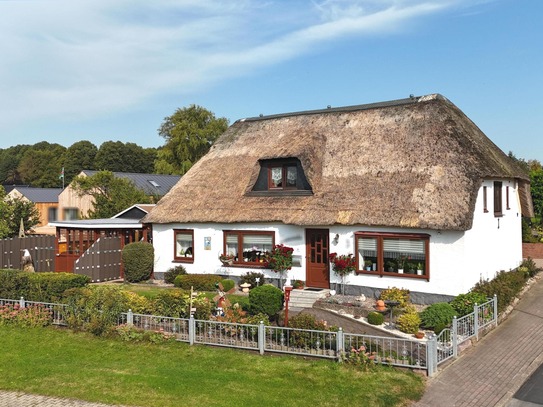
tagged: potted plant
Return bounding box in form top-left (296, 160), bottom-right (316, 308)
top-left (263, 244), bottom-right (294, 288)
top-left (329, 252), bottom-right (356, 295)
top-left (293, 279), bottom-right (305, 289)
top-left (417, 263), bottom-right (424, 275)
top-left (364, 260), bottom-right (373, 271)
top-left (219, 253), bottom-right (235, 266)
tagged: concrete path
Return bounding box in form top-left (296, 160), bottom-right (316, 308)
top-left (415, 273), bottom-right (543, 407)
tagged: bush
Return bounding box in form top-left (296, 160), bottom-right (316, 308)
top-left (396, 306), bottom-right (421, 334)
top-left (220, 279), bottom-right (235, 292)
top-left (379, 287), bottom-right (410, 308)
top-left (0, 270), bottom-right (89, 302)
top-left (152, 289), bottom-right (212, 320)
top-left (163, 265), bottom-right (187, 284)
top-left (248, 284), bottom-right (283, 320)
top-left (449, 292), bottom-right (489, 317)
top-left (122, 242), bottom-right (154, 283)
top-left (63, 285), bottom-right (131, 336)
top-left (288, 313), bottom-right (328, 330)
top-left (174, 274), bottom-right (222, 291)
top-left (472, 269), bottom-right (528, 313)
top-left (419, 302), bottom-right (456, 330)
top-left (520, 257), bottom-right (541, 278)
top-left (367, 311), bottom-right (384, 325)
top-left (239, 272), bottom-right (266, 289)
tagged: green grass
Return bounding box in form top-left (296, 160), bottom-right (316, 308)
top-left (0, 326), bottom-right (424, 406)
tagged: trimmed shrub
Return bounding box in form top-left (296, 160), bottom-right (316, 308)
top-left (248, 284), bottom-right (283, 320)
top-left (472, 269), bottom-right (528, 313)
top-left (238, 272), bottom-right (266, 289)
top-left (122, 242), bottom-right (154, 283)
top-left (379, 287), bottom-right (410, 308)
top-left (220, 279), bottom-right (235, 292)
top-left (288, 313), bottom-right (328, 330)
top-left (449, 292), bottom-right (489, 317)
top-left (520, 257), bottom-right (541, 278)
top-left (0, 269), bottom-right (89, 302)
top-left (419, 302), bottom-right (456, 330)
top-left (367, 311), bottom-right (384, 325)
top-left (121, 290), bottom-right (153, 315)
top-left (174, 274), bottom-right (222, 291)
top-left (163, 265), bottom-right (187, 284)
top-left (396, 306), bottom-right (421, 334)
top-left (151, 289), bottom-right (212, 320)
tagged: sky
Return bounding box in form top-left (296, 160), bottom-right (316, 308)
top-left (0, 0), bottom-right (541, 161)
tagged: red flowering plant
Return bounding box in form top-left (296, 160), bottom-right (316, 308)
top-left (329, 253), bottom-right (356, 277)
top-left (264, 244), bottom-right (294, 287)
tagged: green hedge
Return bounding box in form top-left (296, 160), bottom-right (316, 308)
top-left (122, 242), bottom-right (154, 283)
top-left (0, 270), bottom-right (90, 302)
top-left (174, 274), bottom-right (222, 291)
top-left (472, 269), bottom-right (528, 314)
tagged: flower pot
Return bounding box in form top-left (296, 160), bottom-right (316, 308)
top-left (398, 269), bottom-right (404, 274)
top-left (414, 331), bottom-right (425, 339)
top-left (220, 258), bottom-right (233, 266)
top-left (417, 269), bottom-right (423, 275)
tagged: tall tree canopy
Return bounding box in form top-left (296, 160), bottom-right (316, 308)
top-left (61, 140), bottom-right (98, 184)
top-left (155, 105), bottom-right (228, 175)
top-left (94, 141), bottom-right (156, 173)
top-left (17, 142), bottom-right (66, 187)
top-left (70, 171), bottom-right (151, 219)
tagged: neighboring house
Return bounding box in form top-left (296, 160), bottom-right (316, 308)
top-left (50, 204), bottom-right (154, 274)
top-left (58, 170), bottom-right (180, 221)
top-left (6, 186), bottom-right (62, 235)
top-left (142, 94), bottom-right (533, 302)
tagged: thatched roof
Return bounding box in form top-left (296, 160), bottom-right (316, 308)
top-left (144, 94), bottom-right (533, 231)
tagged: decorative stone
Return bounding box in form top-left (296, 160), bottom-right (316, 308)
top-left (240, 283), bottom-right (251, 293)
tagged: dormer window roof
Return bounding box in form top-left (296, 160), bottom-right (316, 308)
top-left (248, 158), bottom-right (312, 196)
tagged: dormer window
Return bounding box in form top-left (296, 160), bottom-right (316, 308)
top-left (249, 158), bottom-right (312, 196)
top-left (270, 164), bottom-right (297, 189)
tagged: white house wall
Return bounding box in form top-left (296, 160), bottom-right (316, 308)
top-left (152, 181), bottom-right (523, 299)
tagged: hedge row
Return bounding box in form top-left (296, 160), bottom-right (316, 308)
top-left (0, 270), bottom-right (90, 302)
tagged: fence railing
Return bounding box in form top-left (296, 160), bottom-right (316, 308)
top-left (2, 295), bottom-right (499, 377)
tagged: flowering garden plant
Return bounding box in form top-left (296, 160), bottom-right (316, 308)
top-left (264, 244), bottom-right (294, 273)
top-left (328, 253), bottom-right (356, 277)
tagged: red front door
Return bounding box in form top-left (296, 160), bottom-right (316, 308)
top-left (305, 229), bottom-right (330, 288)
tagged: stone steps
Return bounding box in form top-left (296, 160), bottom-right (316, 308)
top-left (287, 288), bottom-right (330, 309)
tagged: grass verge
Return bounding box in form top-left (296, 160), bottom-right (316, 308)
top-left (0, 326), bottom-right (424, 406)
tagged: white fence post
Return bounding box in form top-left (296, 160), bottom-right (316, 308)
top-left (19, 296), bottom-right (25, 309)
top-left (127, 309), bottom-right (133, 326)
top-left (258, 321), bottom-right (265, 355)
top-left (189, 316), bottom-right (195, 345)
top-left (474, 303), bottom-right (480, 341)
top-left (493, 294), bottom-right (498, 327)
top-left (452, 316), bottom-right (458, 358)
top-left (336, 328), bottom-right (344, 362)
top-left (427, 336), bottom-right (438, 377)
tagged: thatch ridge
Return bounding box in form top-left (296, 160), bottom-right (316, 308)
top-left (143, 94), bottom-right (532, 230)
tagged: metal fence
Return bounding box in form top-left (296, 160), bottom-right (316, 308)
top-left (433, 295), bottom-right (498, 368)
top-left (2, 295), bottom-right (499, 377)
top-left (0, 297), bottom-right (68, 326)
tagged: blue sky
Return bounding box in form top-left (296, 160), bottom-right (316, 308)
top-left (1, 0), bottom-right (541, 161)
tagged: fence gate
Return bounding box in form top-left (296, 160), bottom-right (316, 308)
top-left (74, 236), bottom-right (122, 282)
top-left (0, 235), bottom-right (55, 272)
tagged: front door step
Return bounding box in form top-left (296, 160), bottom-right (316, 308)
top-left (288, 288), bottom-right (330, 308)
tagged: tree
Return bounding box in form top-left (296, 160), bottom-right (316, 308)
top-left (61, 141), bottom-right (98, 184)
top-left (70, 171), bottom-right (151, 219)
top-left (94, 141), bottom-right (156, 173)
top-left (155, 105), bottom-right (228, 175)
top-left (530, 166), bottom-right (543, 221)
top-left (0, 187), bottom-right (40, 238)
top-left (17, 142), bottom-right (66, 187)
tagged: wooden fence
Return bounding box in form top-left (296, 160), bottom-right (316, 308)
top-left (0, 235), bottom-right (56, 272)
top-left (74, 236), bottom-right (122, 282)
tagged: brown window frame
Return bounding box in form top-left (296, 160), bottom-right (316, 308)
top-left (506, 186), bottom-right (510, 210)
top-left (173, 229), bottom-right (194, 263)
top-left (268, 163), bottom-right (298, 190)
top-left (354, 231), bottom-right (430, 280)
top-left (494, 181), bottom-right (503, 217)
top-left (223, 230), bottom-right (275, 267)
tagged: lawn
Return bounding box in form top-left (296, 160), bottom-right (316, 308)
top-left (0, 326), bottom-right (424, 406)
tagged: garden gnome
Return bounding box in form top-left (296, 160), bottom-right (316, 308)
top-left (22, 249), bottom-right (35, 272)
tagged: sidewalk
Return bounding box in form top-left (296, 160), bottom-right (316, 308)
top-left (415, 272), bottom-right (543, 407)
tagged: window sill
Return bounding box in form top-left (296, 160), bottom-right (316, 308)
top-left (173, 258), bottom-right (194, 264)
top-left (357, 270), bottom-right (428, 279)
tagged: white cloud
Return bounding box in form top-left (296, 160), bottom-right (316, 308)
top-left (0, 0), bottom-right (483, 131)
